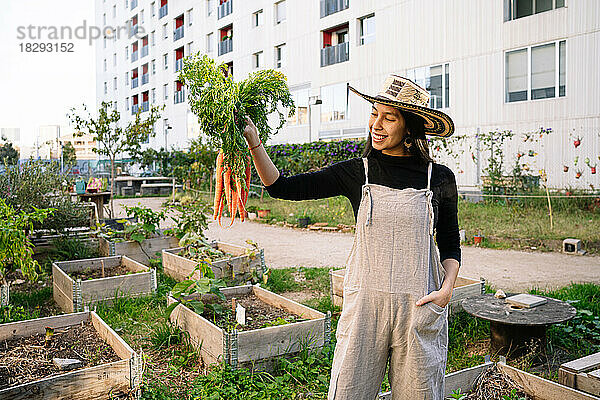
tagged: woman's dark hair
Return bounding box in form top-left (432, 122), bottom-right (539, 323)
top-left (362, 109), bottom-right (433, 163)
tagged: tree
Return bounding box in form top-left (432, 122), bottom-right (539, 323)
top-left (0, 141), bottom-right (19, 166)
top-left (68, 101), bottom-right (162, 217)
top-left (62, 141), bottom-right (77, 169)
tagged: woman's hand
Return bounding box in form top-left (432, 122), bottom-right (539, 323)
top-left (415, 288), bottom-right (452, 308)
top-left (243, 116), bottom-right (260, 148)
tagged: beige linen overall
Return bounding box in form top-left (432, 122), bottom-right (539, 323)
top-left (328, 158), bottom-right (448, 400)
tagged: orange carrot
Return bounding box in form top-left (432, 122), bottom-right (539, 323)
top-left (239, 191), bottom-right (246, 222)
top-left (217, 194), bottom-right (225, 227)
top-left (223, 166), bottom-right (232, 216)
top-left (229, 188), bottom-right (238, 226)
top-left (213, 151), bottom-right (224, 220)
top-left (235, 178), bottom-right (246, 221)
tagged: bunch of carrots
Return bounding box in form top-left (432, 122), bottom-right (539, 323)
top-left (213, 151), bottom-right (252, 226)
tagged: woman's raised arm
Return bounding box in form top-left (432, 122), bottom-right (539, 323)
top-left (243, 117), bottom-right (280, 186)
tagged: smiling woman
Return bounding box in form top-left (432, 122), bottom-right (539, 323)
top-left (242, 74), bottom-right (460, 400)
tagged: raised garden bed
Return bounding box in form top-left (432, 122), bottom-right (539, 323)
top-left (162, 242), bottom-right (265, 283)
top-left (0, 311), bottom-right (141, 399)
top-left (167, 284), bottom-right (330, 370)
top-left (378, 359), bottom-right (597, 399)
top-left (53, 256), bottom-right (157, 313)
top-left (559, 352), bottom-right (600, 397)
top-left (99, 235), bottom-right (180, 264)
top-left (329, 268), bottom-right (484, 314)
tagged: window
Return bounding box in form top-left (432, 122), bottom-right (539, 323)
top-left (187, 9), bottom-right (193, 25)
top-left (126, 71), bottom-right (129, 85)
top-left (151, 59), bottom-right (156, 74)
top-left (152, 88), bottom-right (156, 103)
top-left (141, 9), bottom-right (144, 23)
top-left (187, 41), bottom-right (193, 56)
top-left (163, 23), bottom-right (168, 39)
top-left (151, 31), bottom-right (155, 46)
top-left (113, 5), bottom-right (116, 17)
top-left (103, 37), bottom-right (107, 48)
top-left (103, 58), bottom-right (107, 71)
top-left (253, 10), bottom-right (264, 27)
top-left (163, 83), bottom-right (168, 100)
top-left (405, 64), bottom-right (450, 109)
top-left (151, 1), bottom-right (155, 16)
top-left (206, 32), bottom-right (214, 52)
top-left (321, 82), bottom-right (347, 122)
top-left (207, 0), bottom-right (215, 16)
top-left (275, 1), bottom-right (286, 24)
top-left (125, 45), bottom-right (129, 59)
top-left (114, 101), bottom-right (118, 110)
top-left (253, 51), bottom-right (263, 69)
top-left (359, 14), bottom-right (375, 45)
top-left (126, 96), bottom-right (129, 110)
top-left (505, 40), bottom-right (566, 102)
top-left (114, 77), bottom-right (117, 90)
top-left (163, 53), bottom-right (168, 69)
top-left (275, 44), bottom-right (285, 68)
top-left (103, 13), bottom-right (106, 25)
top-left (104, 82), bottom-right (107, 94)
top-left (113, 53), bottom-right (117, 66)
top-left (288, 88), bottom-right (309, 125)
top-left (504, 0), bottom-right (565, 21)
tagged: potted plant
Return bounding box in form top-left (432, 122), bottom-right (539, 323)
top-left (297, 210), bottom-right (311, 228)
top-left (257, 209), bottom-right (271, 218)
top-left (473, 233), bottom-right (484, 246)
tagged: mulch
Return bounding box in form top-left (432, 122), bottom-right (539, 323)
top-left (0, 321), bottom-right (119, 389)
top-left (69, 264), bottom-right (142, 281)
top-left (462, 364), bottom-right (530, 399)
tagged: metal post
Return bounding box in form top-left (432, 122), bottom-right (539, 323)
top-left (476, 127), bottom-right (481, 185)
top-left (230, 329), bottom-right (238, 369)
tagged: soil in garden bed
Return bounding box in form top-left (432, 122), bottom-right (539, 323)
top-left (69, 264), bottom-right (144, 280)
top-left (201, 293), bottom-right (307, 332)
top-left (0, 321), bottom-right (120, 389)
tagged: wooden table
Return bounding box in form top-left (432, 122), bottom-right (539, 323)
top-left (462, 294), bottom-right (576, 357)
top-left (73, 191), bottom-right (111, 220)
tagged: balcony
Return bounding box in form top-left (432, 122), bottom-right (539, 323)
top-left (141, 45), bottom-right (148, 58)
top-left (218, 38), bottom-right (233, 56)
top-left (129, 25), bottom-right (139, 38)
top-left (174, 26), bottom-right (184, 41)
top-left (132, 77), bottom-right (139, 88)
top-left (218, 0), bottom-right (233, 19)
top-left (132, 50), bottom-right (138, 62)
top-left (175, 58), bottom-right (183, 72)
top-left (174, 90), bottom-right (185, 104)
top-left (141, 101), bottom-right (149, 112)
top-left (320, 0), bottom-right (349, 18)
top-left (320, 42), bottom-right (349, 67)
top-left (131, 0), bottom-right (138, 10)
top-left (141, 74), bottom-right (149, 85)
top-left (159, 4), bottom-right (168, 19)
top-left (132, 104), bottom-right (139, 115)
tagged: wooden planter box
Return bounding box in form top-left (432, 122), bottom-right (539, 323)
top-left (329, 268), bottom-right (484, 314)
top-left (0, 311), bottom-right (142, 400)
top-left (167, 284), bottom-right (331, 370)
top-left (162, 242), bottom-right (265, 283)
top-left (559, 352), bottom-right (600, 397)
top-left (378, 359), bottom-right (597, 399)
top-left (53, 256), bottom-right (157, 313)
top-left (99, 235), bottom-right (180, 264)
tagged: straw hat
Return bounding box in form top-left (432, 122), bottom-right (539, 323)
top-left (348, 74), bottom-right (454, 137)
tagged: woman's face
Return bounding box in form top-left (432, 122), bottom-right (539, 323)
top-left (368, 103), bottom-right (409, 156)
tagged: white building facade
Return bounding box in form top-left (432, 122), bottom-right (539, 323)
top-left (96, 0), bottom-right (600, 188)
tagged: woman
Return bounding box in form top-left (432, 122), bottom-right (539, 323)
top-left (243, 75), bottom-right (460, 400)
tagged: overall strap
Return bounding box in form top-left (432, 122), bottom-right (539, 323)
top-left (362, 158), bottom-right (373, 226)
top-left (362, 158), bottom-right (369, 185)
top-left (426, 162), bottom-right (433, 191)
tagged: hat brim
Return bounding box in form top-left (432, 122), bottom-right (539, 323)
top-left (348, 85), bottom-right (455, 137)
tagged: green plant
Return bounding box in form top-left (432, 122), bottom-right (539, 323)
top-left (0, 141), bottom-right (19, 166)
top-left (121, 204), bottom-right (167, 243)
top-left (449, 388), bottom-right (467, 399)
top-left (150, 322), bottom-right (185, 350)
top-left (502, 388), bottom-right (527, 400)
top-left (0, 199), bottom-right (54, 285)
top-left (165, 198), bottom-right (210, 239)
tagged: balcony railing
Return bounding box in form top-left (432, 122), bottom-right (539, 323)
top-left (159, 4), bottom-right (168, 19)
top-left (320, 42), bottom-right (349, 67)
top-left (175, 58), bottom-right (183, 72)
top-left (320, 0), bottom-right (349, 18)
top-left (174, 90), bottom-right (185, 104)
top-left (218, 0), bottom-right (233, 19)
top-left (141, 74), bottom-right (149, 85)
top-left (141, 101), bottom-right (149, 112)
top-left (132, 51), bottom-right (138, 62)
top-left (218, 38), bottom-right (233, 56)
top-left (141, 46), bottom-right (148, 58)
top-left (129, 25), bottom-right (139, 38)
top-left (132, 77), bottom-right (139, 88)
top-left (174, 26), bottom-right (184, 41)
top-left (131, 0), bottom-right (138, 10)
top-left (132, 104), bottom-right (139, 115)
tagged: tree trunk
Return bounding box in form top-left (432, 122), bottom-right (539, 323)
top-left (110, 156), bottom-right (116, 218)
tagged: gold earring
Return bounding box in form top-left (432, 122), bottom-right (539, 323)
top-left (404, 135), bottom-right (413, 150)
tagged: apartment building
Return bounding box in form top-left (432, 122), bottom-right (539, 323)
top-left (59, 131), bottom-right (98, 160)
top-left (96, 0), bottom-right (600, 188)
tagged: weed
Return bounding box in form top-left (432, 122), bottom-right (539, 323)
top-left (150, 322), bottom-right (185, 350)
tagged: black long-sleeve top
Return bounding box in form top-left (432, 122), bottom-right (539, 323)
top-left (265, 149), bottom-right (461, 263)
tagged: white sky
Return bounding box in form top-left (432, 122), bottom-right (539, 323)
top-left (0, 1), bottom-right (96, 146)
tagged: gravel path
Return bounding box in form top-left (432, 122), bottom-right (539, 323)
top-left (113, 198), bottom-right (600, 292)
